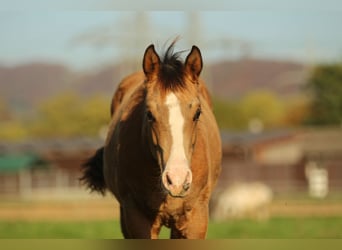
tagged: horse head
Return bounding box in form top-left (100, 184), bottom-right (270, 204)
top-left (141, 41), bottom-right (203, 198)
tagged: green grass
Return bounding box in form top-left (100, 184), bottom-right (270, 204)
top-left (207, 217), bottom-right (342, 238)
top-left (0, 220), bottom-right (121, 239)
top-left (0, 217), bottom-right (341, 238)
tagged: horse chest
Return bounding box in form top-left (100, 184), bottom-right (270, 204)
top-left (159, 197), bottom-right (191, 216)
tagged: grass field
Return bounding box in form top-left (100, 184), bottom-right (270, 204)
top-left (1, 197), bottom-right (342, 239)
top-left (1, 217), bottom-right (341, 238)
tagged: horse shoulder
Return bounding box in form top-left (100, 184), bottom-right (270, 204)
top-left (110, 71), bottom-right (145, 116)
top-left (104, 72), bottom-right (146, 196)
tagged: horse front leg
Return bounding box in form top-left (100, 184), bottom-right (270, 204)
top-left (120, 200), bottom-right (161, 239)
top-left (171, 204), bottom-right (209, 239)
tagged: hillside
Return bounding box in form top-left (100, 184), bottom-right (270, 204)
top-left (0, 63), bottom-right (72, 108)
top-left (0, 58), bottom-right (309, 114)
top-left (0, 63), bottom-right (121, 111)
top-left (209, 58), bottom-right (309, 99)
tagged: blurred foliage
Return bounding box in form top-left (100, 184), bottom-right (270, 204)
top-left (282, 95), bottom-right (311, 126)
top-left (0, 92), bottom-right (111, 141)
top-left (0, 98), bottom-right (28, 141)
top-left (30, 92), bottom-right (110, 138)
top-left (1, 90), bottom-right (309, 141)
top-left (213, 91), bottom-right (309, 131)
top-left (212, 98), bottom-right (245, 129)
top-left (4, 71), bottom-right (337, 141)
top-left (239, 91), bottom-right (286, 128)
top-left (305, 63), bottom-right (342, 125)
top-left (0, 121), bottom-right (29, 141)
top-left (213, 62), bottom-right (342, 130)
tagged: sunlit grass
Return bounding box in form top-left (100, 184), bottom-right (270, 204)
top-left (1, 217), bottom-right (341, 238)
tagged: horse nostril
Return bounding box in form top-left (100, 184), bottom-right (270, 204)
top-left (166, 173), bottom-right (173, 186)
top-left (183, 182), bottom-right (190, 191)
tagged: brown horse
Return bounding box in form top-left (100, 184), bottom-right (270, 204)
top-left (81, 41), bottom-right (222, 239)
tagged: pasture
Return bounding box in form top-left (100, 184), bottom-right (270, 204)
top-left (0, 198), bottom-right (341, 238)
top-left (0, 217), bottom-right (342, 238)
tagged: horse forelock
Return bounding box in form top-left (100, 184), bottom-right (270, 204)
top-left (157, 42), bottom-right (187, 93)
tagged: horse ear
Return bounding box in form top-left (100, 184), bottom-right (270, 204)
top-left (143, 44), bottom-right (160, 81)
top-left (185, 46), bottom-right (203, 81)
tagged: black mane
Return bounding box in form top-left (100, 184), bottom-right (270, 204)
top-left (158, 41), bottom-right (187, 92)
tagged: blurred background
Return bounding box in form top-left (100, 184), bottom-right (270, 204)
top-left (0, 11), bottom-right (342, 238)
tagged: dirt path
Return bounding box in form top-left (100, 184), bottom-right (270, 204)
top-left (0, 198), bottom-right (341, 221)
top-left (270, 201), bottom-right (342, 217)
top-left (0, 198), bottom-right (120, 221)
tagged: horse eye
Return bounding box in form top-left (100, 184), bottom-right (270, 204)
top-left (193, 108), bottom-right (201, 121)
top-left (147, 110), bottom-right (155, 122)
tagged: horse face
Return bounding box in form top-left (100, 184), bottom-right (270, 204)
top-left (142, 44), bottom-right (203, 198)
top-left (144, 90), bottom-right (202, 198)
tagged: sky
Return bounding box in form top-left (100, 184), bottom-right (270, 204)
top-left (1, 10), bottom-right (342, 71)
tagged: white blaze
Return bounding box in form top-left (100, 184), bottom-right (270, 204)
top-left (165, 93), bottom-right (188, 171)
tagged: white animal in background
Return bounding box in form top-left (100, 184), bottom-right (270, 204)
top-left (211, 182), bottom-right (273, 221)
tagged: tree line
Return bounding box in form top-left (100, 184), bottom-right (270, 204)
top-left (0, 61), bottom-right (341, 141)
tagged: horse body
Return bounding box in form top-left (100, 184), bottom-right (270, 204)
top-left (82, 42), bottom-right (221, 239)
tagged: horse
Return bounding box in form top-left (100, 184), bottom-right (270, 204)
top-left (81, 40), bottom-right (222, 239)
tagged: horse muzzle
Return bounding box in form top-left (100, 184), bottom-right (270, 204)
top-left (162, 167), bottom-right (192, 198)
